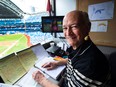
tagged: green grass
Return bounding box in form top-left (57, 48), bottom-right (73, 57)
top-left (0, 34), bottom-right (28, 57)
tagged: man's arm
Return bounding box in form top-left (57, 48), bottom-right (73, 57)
top-left (56, 58), bottom-right (68, 66)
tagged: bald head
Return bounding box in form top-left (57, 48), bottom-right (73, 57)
top-left (63, 10), bottom-right (79, 27)
top-left (63, 10), bottom-right (79, 23)
top-left (63, 10), bottom-right (91, 34)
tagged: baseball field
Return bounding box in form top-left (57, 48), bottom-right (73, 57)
top-left (0, 34), bottom-right (32, 58)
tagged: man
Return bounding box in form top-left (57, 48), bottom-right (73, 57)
top-left (32, 10), bottom-right (109, 87)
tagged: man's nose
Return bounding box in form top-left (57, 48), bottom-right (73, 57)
top-left (66, 27), bottom-right (73, 36)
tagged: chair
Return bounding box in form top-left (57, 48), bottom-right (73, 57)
top-left (109, 51), bottom-right (116, 87)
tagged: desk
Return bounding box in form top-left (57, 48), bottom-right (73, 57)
top-left (0, 43), bottom-right (59, 87)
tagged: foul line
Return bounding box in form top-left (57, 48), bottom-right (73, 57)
top-left (0, 35), bottom-right (25, 58)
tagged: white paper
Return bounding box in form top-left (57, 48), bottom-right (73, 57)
top-left (31, 44), bottom-right (50, 61)
top-left (88, 1), bottom-right (114, 20)
top-left (16, 67), bottom-right (49, 87)
top-left (0, 83), bottom-right (18, 87)
top-left (91, 21), bottom-right (108, 32)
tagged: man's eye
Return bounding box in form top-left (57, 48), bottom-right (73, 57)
top-left (63, 27), bottom-right (67, 30)
top-left (71, 25), bottom-right (78, 29)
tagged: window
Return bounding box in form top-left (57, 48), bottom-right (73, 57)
top-left (11, 0), bottom-right (48, 14)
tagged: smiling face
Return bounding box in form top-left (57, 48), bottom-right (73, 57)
top-left (63, 11), bottom-right (90, 49)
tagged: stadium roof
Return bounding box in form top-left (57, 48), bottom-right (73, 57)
top-left (0, 0), bottom-right (24, 18)
top-left (0, 0), bottom-right (47, 19)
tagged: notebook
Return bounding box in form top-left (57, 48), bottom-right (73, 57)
top-left (34, 57), bottom-right (66, 80)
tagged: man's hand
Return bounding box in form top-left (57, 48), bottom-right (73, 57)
top-left (42, 62), bottom-right (58, 70)
top-left (32, 70), bottom-right (46, 84)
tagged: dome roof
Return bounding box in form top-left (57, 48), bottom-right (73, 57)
top-left (0, 0), bottom-right (24, 18)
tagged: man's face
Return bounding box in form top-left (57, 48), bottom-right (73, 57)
top-left (63, 12), bottom-right (85, 49)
